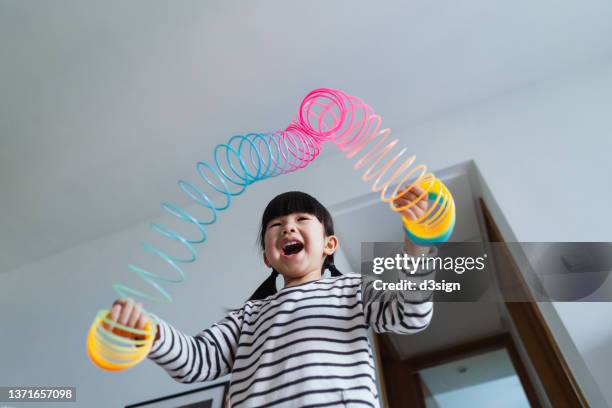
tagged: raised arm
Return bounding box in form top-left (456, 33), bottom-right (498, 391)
top-left (362, 243), bottom-right (436, 334)
top-left (360, 184), bottom-right (438, 334)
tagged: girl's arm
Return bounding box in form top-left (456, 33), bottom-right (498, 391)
top-left (404, 234), bottom-right (431, 257)
top-left (361, 184), bottom-right (437, 334)
top-left (362, 244), bottom-right (436, 335)
top-left (147, 310), bottom-right (242, 383)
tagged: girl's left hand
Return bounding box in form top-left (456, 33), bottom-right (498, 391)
top-left (394, 185), bottom-right (432, 256)
top-left (394, 185), bottom-right (429, 221)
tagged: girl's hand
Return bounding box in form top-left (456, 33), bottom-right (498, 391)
top-left (103, 298), bottom-right (149, 341)
top-left (394, 185), bottom-right (429, 222)
top-left (394, 185), bottom-right (432, 256)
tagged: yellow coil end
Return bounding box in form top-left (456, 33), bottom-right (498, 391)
top-left (87, 310), bottom-right (156, 372)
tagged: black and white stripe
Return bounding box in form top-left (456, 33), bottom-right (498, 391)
top-left (148, 249), bottom-right (435, 407)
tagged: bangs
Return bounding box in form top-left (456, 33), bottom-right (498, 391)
top-left (259, 191), bottom-right (334, 249)
top-left (263, 191), bottom-right (326, 225)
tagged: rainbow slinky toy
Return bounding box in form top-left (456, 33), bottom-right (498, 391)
top-left (87, 88), bottom-right (455, 371)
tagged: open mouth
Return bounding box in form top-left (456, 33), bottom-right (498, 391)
top-left (282, 240), bottom-right (304, 256)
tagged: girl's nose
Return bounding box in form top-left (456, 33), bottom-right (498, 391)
top-left (282, 225), bottom-right (297, 235)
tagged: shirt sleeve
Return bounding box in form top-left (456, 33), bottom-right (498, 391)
top-left (147, 309), bottom-right (242, 383)
top-left (362, 245), bottom-right (437, 334)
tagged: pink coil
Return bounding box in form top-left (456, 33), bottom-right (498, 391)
top-left (293, 88), bottom-right (455, 241)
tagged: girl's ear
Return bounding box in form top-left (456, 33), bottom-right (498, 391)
top-left (324, 235), bottom-right (339, 256)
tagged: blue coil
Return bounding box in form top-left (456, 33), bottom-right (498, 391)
top-left (112, 129), bottom-right (322, 304)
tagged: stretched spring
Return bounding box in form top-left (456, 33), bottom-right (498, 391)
top-left (87, 88), bottom-right (455, 371)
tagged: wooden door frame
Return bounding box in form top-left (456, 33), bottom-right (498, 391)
top-left (479, 198), bottom-right (589, 407)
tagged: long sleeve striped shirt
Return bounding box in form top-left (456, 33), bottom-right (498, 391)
top-left (148, 247), bottom-right (437, 407)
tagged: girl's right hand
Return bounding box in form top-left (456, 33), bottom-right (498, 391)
top-left (103, 298), bottom-right (151, 341)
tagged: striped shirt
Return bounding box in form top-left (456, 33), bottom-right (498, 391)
top-left (148, 248), bottom-right (436, 407)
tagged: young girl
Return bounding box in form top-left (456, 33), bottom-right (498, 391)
top-left (110, 189), bottom-right (437, 407)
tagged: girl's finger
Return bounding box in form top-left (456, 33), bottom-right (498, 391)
top-left (410, 185), bottom-right (428, 198)
top-left (402, 187), bottom-right (427, 201)
top-left (394, 198), bottom-right (409, 208)
top-left (118, 298), bottom-right (134, 326)
top-left (112, 298), bottom-right (127, 307)
top-left (136, 312), bottom-right (148, 330)
top-left (415, 199), bottom-right (428, 211)
top-left (403, 194), bottom-right (417, 204)
top-left (396, 192), bottom-right (418, 204)
top-left (127, 302), bottom-right (142, 328)
top-left (397, 195), bottom-right (428, 210)
top-left (400, 184), bottom-right (422, 194)
top-left (403, 208), bottom-right (416, 220)
top-left (110, 303), bottom-right (122, 322)
top-left (413, 185), bottom-right (426, 194)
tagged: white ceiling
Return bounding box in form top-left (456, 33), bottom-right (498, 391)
top-left (420, 348), bottom-right (517, 395)
top-left (2, 0), bottom-right (612, 273)
top-left (420, 348), bottom-right (528, 405)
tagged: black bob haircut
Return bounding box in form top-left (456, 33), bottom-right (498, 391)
top-left (249, 191), bottom-right (342, 301)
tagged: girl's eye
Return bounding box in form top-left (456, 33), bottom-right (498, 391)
top-left (298, 217), bottom-right (309, 221)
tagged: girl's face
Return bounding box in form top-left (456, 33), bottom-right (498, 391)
top-left (263, 212), bottom-right (338, 281)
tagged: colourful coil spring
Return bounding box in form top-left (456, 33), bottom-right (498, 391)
top-left (87, 88), bottom-right (455, 371)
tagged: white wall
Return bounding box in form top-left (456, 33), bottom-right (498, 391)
top-left (1, 60), bottom-right (611, 406)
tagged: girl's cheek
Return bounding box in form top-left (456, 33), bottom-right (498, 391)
top-left (264, 235), bottom-right (274, 250)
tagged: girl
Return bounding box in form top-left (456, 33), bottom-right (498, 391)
top-left (110, 189), bottom-right (437, 407)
